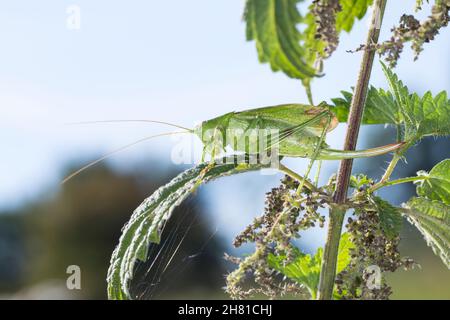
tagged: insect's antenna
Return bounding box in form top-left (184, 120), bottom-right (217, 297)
top-left (61, 131), bottom-right (189, 184)
top-left (66, 120), bottom-right (193, 132)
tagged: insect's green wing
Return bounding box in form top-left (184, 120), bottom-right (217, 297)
top-left (226, 104), bottom-right (335, 157)
top-left (263, 110), bottom-right (331, 154)
top-left (234, 103), bottom-right (336, 134)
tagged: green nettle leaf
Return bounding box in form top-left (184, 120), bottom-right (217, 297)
top-left (268, 247), bottom-right (322, 299)
top-left (416, 159), bottom-right (450, 205)
top-left (350, 174), bottom-right (373, 189)
top-left (107, 158), bottom-right (269, 300)
top-left (403, 91), bottom-right (450, 138)
top-left (244, 0), bottom-right (319, 85)
top-left (332, 63), bottom-right (450, 142)
top-left (403, 197), bottom-right (450, 268)
top-left (335, 233), bottom-right (355, 273)
top-left (373, 196), bottom-right (403, 239)
top-left (331, 86), bottom-right (398, 124)
top-left (268, 233), bottom-right (354, 299)
top-left (380, 62), bottom-right (450, 140)
top-left (244, 0), bottom-right (373, 95)
top-left (336, 0), bottom-right (374, 32)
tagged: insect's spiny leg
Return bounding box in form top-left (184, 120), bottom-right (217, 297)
top-left (201, 145), bottom-right (208, 163)
top-left (314, 160), bottom-right (323, 187)
top-left (297, 114), bottom-right (331, 194)
top-left (210, 127), bottom-right (220, 160)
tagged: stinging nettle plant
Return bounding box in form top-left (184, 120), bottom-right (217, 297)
top-left (105, 0), bottom-right (450, 300)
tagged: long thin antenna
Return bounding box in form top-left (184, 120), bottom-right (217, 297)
top-left (66, 120), bottom-right (193, 132)
top-left (61, 131), bottom-right (188, 184)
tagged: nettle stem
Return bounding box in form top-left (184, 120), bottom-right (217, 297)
top-left (317, 0), bottom-right (388, 300)
top-left (371, 175), bottom-right (424, 192)
top-left (372, 153), bottom-right (401, 190)
top-left (317, 206), bottom-right (345, 299)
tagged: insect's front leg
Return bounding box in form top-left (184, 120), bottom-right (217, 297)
top-left (199, 127), bottom-right (224, 178)
top-left (242, 116), bottom-right (264, 161)
top-left (201, 144), bottom-right (208, 163)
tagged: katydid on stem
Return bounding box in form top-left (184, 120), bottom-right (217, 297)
top-left (63, 102), bottom-right (404, 183)
top-left (194, 102), bottom-right (402, 160)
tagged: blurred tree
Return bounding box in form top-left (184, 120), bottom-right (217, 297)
top-left (0, 213), bottom-right (26, 292)
top-left (0, 161), bottom-right (225, 299)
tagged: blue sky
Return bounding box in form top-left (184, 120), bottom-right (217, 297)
top-left (0, 1), bottom-right (449, 248)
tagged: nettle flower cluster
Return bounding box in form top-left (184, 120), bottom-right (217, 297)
top-left (225, 174), bottom-right (416, 300)
top-left (225, 176), bottom-right (326, 299)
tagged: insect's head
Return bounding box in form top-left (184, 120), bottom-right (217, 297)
top-left (193, 112), bottom-right (233, 143)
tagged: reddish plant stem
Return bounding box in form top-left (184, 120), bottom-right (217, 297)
top-left (317, 0), bottom-right (388, 300)
top-left (333, 0), bottom-right (388, 204)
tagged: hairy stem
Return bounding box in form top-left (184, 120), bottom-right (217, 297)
top-left (333, 0), bottom-right (388, 203)
top-left (317, 0), bottom-right (388, 300)
top-left (317, 207), bottom-right (345, 300)
top-left (371, 153), bottom-right (402, 190)
top-left (371, 175), bottom-right (424, 192)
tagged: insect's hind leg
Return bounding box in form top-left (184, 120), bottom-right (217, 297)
top-left (314, 160), bottom-right (323, 187)
top-left (296, 113), bottom-right (332, 194)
